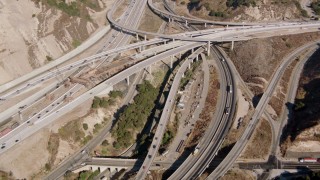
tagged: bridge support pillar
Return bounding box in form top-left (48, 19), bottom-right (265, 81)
top-left (182, 73), bottom-right (185, 78)
top-left (191, 48), bottom-right (194, 53)
top-left (139, 46), bottom-right (142, 53)
top-left (196, 55), bottom-right (199, 61)
top-left (231, 41), bottom-right (234, 51)
top-left (207, 41), bottom-right (211, 56)
top-left (226, 24), bottom-right (229, 29)
top-left (179, 53), bottom-right (182, 59)
top-left (149, 65), bottom-right (152, 74)
top-left (126, 77), bottom-right (130, 86)
top-left (205, 23), bottom-right (207, 28)
top-left (136, 34), bottom-right (139, 41)
top-left (188, 63), bottom-right (191, 69)
top-left (144, 35), bottom-right (147, 41)
top-left (185, 20), bottom-right (188, 26)
top-left (170, 56), bottom-right (173, 69)
top-left (18, 111), bottom-right (23, 121)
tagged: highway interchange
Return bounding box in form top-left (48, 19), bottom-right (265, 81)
top-left (0, 0), bottom-right (320, 179)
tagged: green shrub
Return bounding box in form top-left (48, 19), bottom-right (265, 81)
top-left (82, 123), bottom-right (88, 130)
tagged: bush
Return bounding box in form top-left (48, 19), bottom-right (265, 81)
top-left (82, 123), bottom-right (88, 130)
top-left (92, 97), bottom-right (101, 109)
top-left (109, 90), bottom-right (123, 99)
top-left (101, 140), bottom-right (109, 146)
top-left (209, 10), bottom-right (225, 17)
top-left (93, 123), bottom-right (102, 134)
top-left (226, 0), bottom-right (256, 8)
top-left (72, 39), bottom-right (81, 48)
top-left (46, 55), bottom-right (53, 61)
top-left (100, 98), bottom-right (110, 108)
top-left (311, 1), bottom-right (320, 15)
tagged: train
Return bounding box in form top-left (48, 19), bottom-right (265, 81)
top-left (298, 157), bottom-right (320, 163)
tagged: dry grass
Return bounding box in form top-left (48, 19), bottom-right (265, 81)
top-left (269, 56), bottom-right (300, 117)
top-left (229, 32), bottom-right (320, 95)
top-left (240, 119), bottom-right (272, 159)
top-left (138, 6), bottom-right (164, 33)
top-left (186, 66), bottom-right (219, 147)
top-left (58, 119), bottom-right (85, 143)
top-left (220, 168), bottom-right (255, 180)
top-left (0, 170), bottom-right (14, 180)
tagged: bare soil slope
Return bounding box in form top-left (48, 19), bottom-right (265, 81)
top-left (173, 0), bottom-right (305, 22)
top-left (229, 32), bottom-right (320, 95)
top-left (0, 0), bottom-right (113, 85)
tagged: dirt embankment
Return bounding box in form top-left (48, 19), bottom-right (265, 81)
top-left (281, 48), bottom-right (320, 155)
top-left (240, 119), bottom-right (272, 160)
top-left (186, 66), bottom-right (219, 148)
top-left (229, 32), bottom-right (320, 96)
top-left (173, 0), bottom-right (303, 22)
top-left (0, 0), bottom-right (113, 85)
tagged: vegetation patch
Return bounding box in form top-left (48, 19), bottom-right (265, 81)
top-left (34, 0), bottom-right (102, 18)
top-left (226, 0), bottom-right (257, 8)
top-left (72, 39), bottom-right (81, 48)
top-left (180, 60), bottom-right (202, 90)
top-left (0, 171), bottom-right (14, 180)
top-left (293, 0), bottom-right (308, 17)
top-left (78, 170), bottom-right (100, 180)
top-left (91, 91), bottom-right (122, 109)
top-left (111, 80), bottom-right (159, 149)
top-left (46, 133), bottom-right (60, 171)
top-left (58, 119), bottom-right (85, 143)
top-left (311, 0), bottom-right (320, 15)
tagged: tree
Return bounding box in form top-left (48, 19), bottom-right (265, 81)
top-left (101, 140), bottom-right (109, 146)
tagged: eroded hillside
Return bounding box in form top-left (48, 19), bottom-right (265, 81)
top-left (0, 0), bottom-right (114, 85)
top-left (172, 0), bottom-right (308, 21)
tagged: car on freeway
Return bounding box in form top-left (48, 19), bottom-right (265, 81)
top-left (225, 107), bottom-right (230, 115)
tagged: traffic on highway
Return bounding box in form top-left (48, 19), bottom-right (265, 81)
top-left (1, 0), bottom-right (320, 179)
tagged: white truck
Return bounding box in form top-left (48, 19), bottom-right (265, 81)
top-left (193, 147), bottom-right (200, 155)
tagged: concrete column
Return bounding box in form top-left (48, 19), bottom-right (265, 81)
top-left (188, 63), bottom-right (191, 69)
top-left (182, 73), bottom-right (185, 78)
top-left (226, 25), bottom-right (229, 29)
top-left (191, 48), bottom-right (194, 53)
top-left (173, 38), bottom-right (175, 42)
top-left (205, 23), bottom-right (207, 28)
top-left (144, 35), bottom-right (147, 41)
top-left (18, 111), bottom-right (23, 121)
top-left (185, 20), bottom-right (188, 26)
top-left (231, 41), bottom-right (234, 51)
top-left (139, 46), bottom-right (142, 53)
top-left (136, 34), bottom-right (139, 41)
top-left (179, 53), bottom-right (182, 59)
top-left (170, 56), bottom-right (173, 69)
top-left (164, 41), bottom-right (167, 45)
top-left (168, 18), bottom-right (171, 22)
top-left (207, 41), bottom-right (211, 56)
top-left (149, 65), bottom-right (152, 74)
top-left (126, 77), bottom-right (130, 86)
top-left (196, 55), bottom-right (199, 61)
